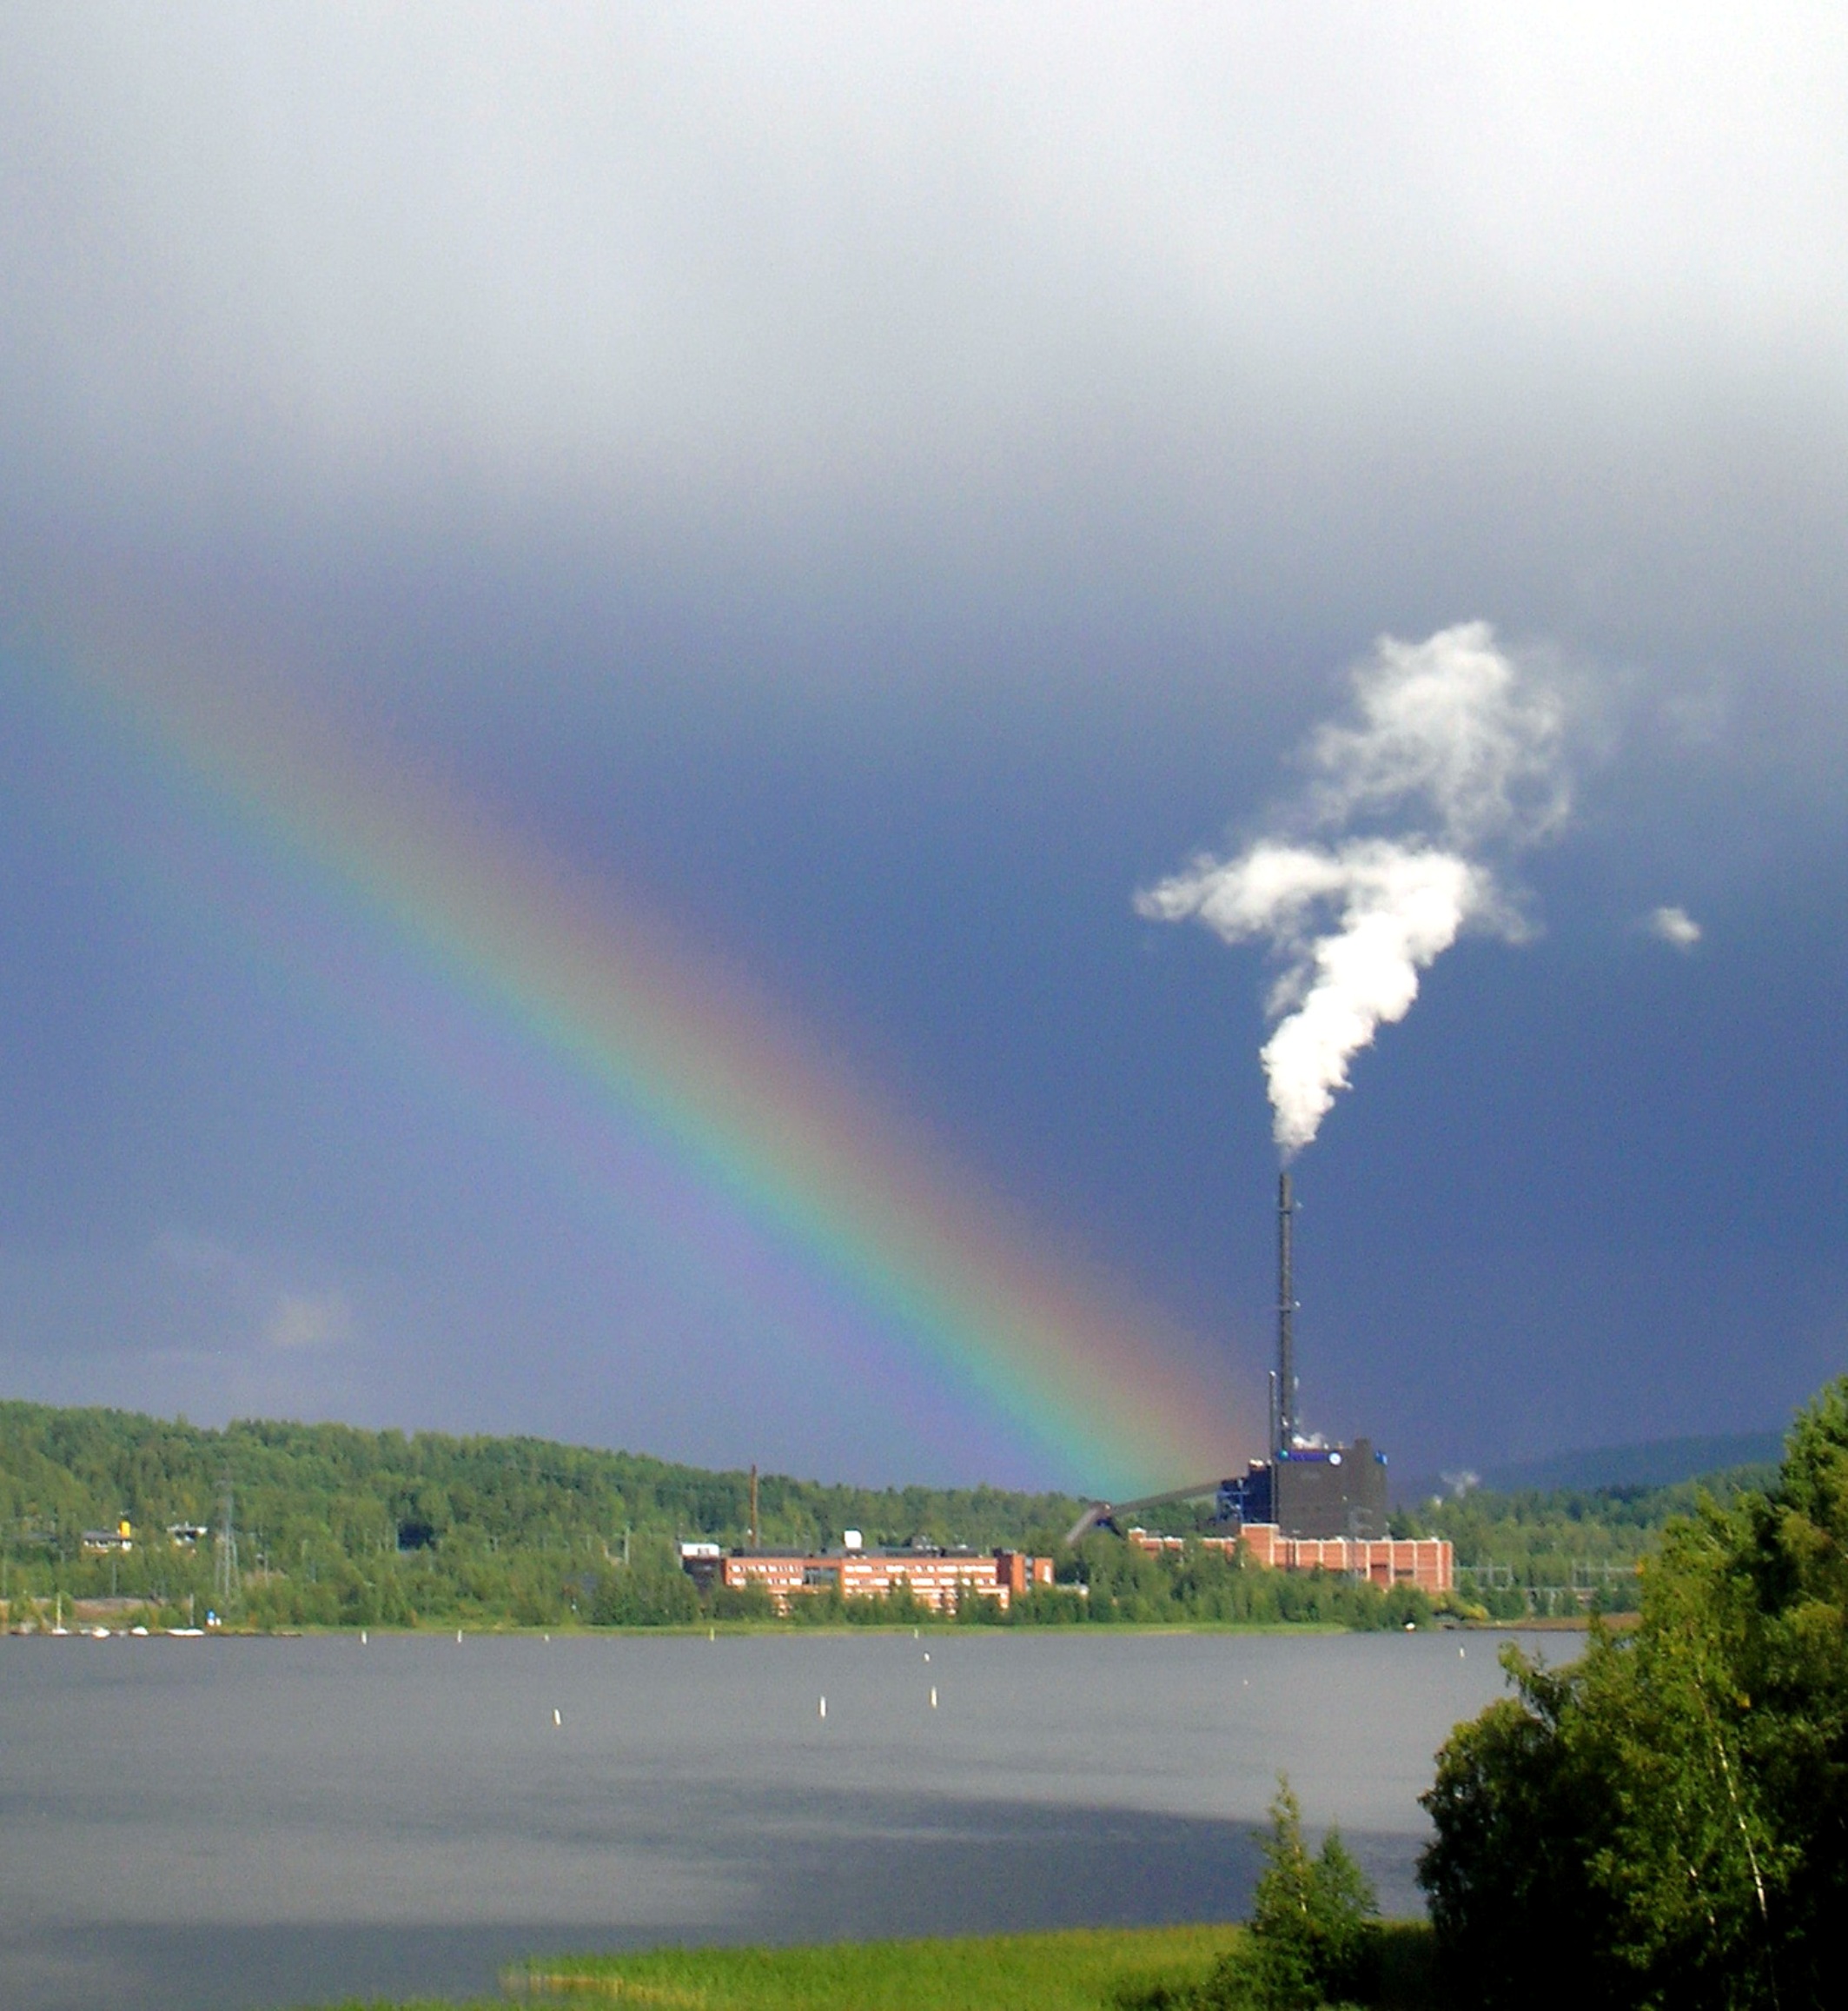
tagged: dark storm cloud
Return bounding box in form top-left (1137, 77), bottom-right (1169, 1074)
top-left (1, 6), bottom-right (1844, 699)
top-left (2, 7), bottom-right (1845, 1477)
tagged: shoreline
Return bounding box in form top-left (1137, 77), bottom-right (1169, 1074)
top-left (5, 1614), bottom-right (1603, 1640)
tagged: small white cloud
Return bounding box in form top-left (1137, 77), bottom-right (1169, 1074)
top-left (265, 1290), bottom-right (353, 1353)
top-left (1647, 905), bottom-right (1702, 950)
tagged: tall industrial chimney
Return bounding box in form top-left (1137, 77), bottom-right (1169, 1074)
top-left (1276, 1171), bottom-right (1295, 1452)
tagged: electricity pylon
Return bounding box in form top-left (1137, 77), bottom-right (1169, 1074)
top-left (213, 1475), bottom-right (240, 1608)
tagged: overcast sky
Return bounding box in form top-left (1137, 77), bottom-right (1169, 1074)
top-left (2, 5), bottom-right (1845, 1490)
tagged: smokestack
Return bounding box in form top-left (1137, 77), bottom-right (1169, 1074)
top-left (1276, 1171), bottom-right (1295, 1452)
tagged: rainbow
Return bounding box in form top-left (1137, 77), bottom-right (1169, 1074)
top-left (56, 628), bottom-right (1245, 1495)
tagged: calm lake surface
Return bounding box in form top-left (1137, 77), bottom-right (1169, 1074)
top-left (0, 1628), bottom-right (1556, 2011)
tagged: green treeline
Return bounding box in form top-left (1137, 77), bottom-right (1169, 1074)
top-left (1399, 1466), bottom-right (1778, 1618)
top-left (1060, 1531), bottom-right (1433, 1629)
top-left (1418, 1376), bottom-right (1848, 2008)
top-left (3, 1395), bottom-right (1767, 1636)
top-left (0, 1400), bottom-right (1080, 1628)
top-left (0, 1398), bottom-right (1434, 1630)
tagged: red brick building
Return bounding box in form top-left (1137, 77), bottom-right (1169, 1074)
top-left (695, 1546), bottom-right (1056, 1614)
top-left (1129, 1525), bottom-right (1453, 1595)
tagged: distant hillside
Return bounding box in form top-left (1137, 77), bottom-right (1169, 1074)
top-left (9, 1398), bottom-right (1807, 1634)
top-left (1402, 1453), bottom-right (1785, 1620)
top-left (0, 1398), bottom-right (1076, 1554)
top-left (0, 1398), bottom-right (1432, 1633)
top-left (0, 1399), bottom-right (1083, 1628)
top-left (1480, 1430), bottom-right (1785, 1497)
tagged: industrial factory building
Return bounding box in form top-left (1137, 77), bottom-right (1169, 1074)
top-left (681, 1540), bottom-right (1055, 1614)
top-left (1215, 1439), bottom-right (1392, 1541)
top-left (1129, 1526), bottom-right (1453, 1595)
top-left (680, 1171), bottom-right (1458, 1611)
top-left (1065, 1171), bottom-right (1454, 1595)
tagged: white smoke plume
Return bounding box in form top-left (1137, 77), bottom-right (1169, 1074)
top-left (1137, 622), bottom-right (1569, 1157)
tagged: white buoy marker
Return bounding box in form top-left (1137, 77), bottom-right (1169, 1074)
top-left (553, 1708), bottom-right (562, 1727)
top-left (818, 1696), bottom-right (827, 1720)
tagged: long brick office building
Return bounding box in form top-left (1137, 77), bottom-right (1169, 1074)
top-left (1129, 1526), bottom-right (1454, 1594)
top-left (680, 1541), bottom-right (1056, 1614)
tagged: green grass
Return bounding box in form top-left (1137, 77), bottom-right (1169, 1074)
top-left (298, 1919), bottom-right (1441, 2010)
top-left (510, 1925), bottom-right (1240, 2009)
top-left (494, 1920), bottom-right (1437, 2010)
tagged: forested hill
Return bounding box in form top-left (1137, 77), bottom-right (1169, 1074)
top-left (3, 1397), bottom-right (1785, 1631)
top-left (1, 1399), bottom-right (1092, 1627)
top-left (0, 1397), bottom-right (1449, 1631)
top-left (1398, 1461), bottom-right (1781, 1618)
top-left (0, 1400), bottom-right (1083, 1565)
top-left (1479, 1429), bottom-right (1785, 1494)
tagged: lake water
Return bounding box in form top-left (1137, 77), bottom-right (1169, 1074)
top-left (0, 1628), bottom-right (1555, 2011)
